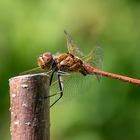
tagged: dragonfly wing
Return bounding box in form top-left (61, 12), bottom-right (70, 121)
top-left (82, 45), bottom-right (103, 80)
top-left (19, 67), bottom-right (51, 75)
top-left (64, 30), bottom-right (84, 57)
top-left (82, 45), bottom-right (103, 68)
top-left (50, 72), bottom-right (96, 106)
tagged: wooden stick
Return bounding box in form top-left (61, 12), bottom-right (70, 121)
top-left (9, 74), bottom-right (50, 140)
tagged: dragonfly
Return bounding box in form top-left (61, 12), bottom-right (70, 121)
top-left (22, 31), bottom-right (140, 107)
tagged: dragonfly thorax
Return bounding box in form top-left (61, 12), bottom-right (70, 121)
top-left (38, 52), bottom-right (55, 69)
top-left (56, 53), bottom-right (87, 75)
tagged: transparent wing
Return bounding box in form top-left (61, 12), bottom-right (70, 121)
top-left (19, 67), bottom-right (50, 75)
top-left (64, 30), bottom-right (83, 57)
top-left (82, 45), bottom-right (103, 69)
top-left (82, 45), bottom-right (103, 81)
top-left (50, 72), bottom-right (96, 106)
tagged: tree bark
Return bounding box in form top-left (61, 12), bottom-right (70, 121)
top-left (9, 73), bottom-right (50, 140)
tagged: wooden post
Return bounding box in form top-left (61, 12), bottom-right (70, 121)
top-left (9, 74), bottom-right (50, 140)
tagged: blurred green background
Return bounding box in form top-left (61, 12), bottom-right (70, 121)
top-left (1, 0), bottom-right (140, 140)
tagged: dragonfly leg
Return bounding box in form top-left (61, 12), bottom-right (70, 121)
top-left (57, 70), bottom-right (70, 76)
top-left (50, 74), bottom-right (64, 108)
top-left (39, 70), bottom-right (64, 108)
top-left (40, 69), bottom-right (57, 99)
top-left (44, 90), bottom-right (62, 98)
top-left (49, 69), bottom-right (55, 85)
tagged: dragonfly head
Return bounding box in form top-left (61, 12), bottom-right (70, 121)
top-left (38, 52), bottom-right (54, 69)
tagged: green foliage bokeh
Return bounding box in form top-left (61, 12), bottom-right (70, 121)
top-left (0, 0), bottom-right (140, 140)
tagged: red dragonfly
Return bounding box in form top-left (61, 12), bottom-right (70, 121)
top-left (22, 31), bottom-right (140, 107)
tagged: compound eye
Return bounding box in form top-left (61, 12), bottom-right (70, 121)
top-left (43, 53), bottom-right (53, 61)
top-left (38, 52), bottom-right (54, 69)
top-left (43, 52), bottom-right (54, 66)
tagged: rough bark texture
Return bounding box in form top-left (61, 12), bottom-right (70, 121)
top-left (9, 74), bottom-right (50, 140)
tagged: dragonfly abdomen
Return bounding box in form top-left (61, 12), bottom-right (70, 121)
top-left (84, 65), bottom-right (140, 86)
